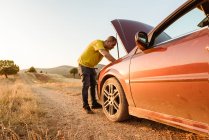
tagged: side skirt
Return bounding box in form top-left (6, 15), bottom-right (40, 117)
top-left (129, 106), bottom-right (209, 136)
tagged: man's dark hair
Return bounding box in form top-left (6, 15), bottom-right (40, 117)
top-left (107, 36), bottom-right (117, 42)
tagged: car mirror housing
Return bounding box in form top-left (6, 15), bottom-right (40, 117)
top-left (135, 31), bottom-right (149, 49)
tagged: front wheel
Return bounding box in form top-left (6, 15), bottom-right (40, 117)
top-left (101, 77), bottom-right (129, 122)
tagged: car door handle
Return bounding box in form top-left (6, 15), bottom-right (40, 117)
top-left (206, 46), bottom-right (209, 52)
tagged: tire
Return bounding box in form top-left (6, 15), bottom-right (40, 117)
top-left (101, 77), bottom-right (129, 122)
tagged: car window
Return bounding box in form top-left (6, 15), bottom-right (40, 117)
top-left (154, 7), bottom-right (207, 46)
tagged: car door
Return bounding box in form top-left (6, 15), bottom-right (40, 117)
top-left (130, 5), bottom-right (209, 126)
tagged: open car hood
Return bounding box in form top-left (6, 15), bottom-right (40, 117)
top-left (111, 19), bottom-right (153, 53)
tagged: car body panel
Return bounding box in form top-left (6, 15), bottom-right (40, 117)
top-left (98, 50), bottom-right (136, 107)
top-left (130, 27), bottom-right (209, 135)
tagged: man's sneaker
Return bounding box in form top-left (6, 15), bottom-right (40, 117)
top-left (83, 106), bottom-right (94, 114)
top-left (91, 102), bottom-right (102, 109)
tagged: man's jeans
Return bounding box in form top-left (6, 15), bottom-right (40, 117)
top-left (78, 65), bottom-right (97, 108)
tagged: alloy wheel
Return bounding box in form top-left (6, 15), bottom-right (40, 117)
top-left (103, 83), bottom-right (120, 116)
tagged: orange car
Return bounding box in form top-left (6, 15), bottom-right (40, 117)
top-left (97, 0), bottom-right (209, 136)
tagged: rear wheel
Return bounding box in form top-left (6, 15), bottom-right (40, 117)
top-left (101, 77), bottom-right (129, 121)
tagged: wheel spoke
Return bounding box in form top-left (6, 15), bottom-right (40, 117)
top-left (113, 100), bottom-right (119, 110)
top-left (113, 90), bottom-right (119, 99)
top-left (104, 89), bottom-right (109, 98)
top-left (108, 85), bottom-right (111, 94)
top-left (110, 84), bottom-right (114, 95)
top-left (109, 105), bottom-right (114, 115)
top-left (104, 100), bottom-right (110, 108)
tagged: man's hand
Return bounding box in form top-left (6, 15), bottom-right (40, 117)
top-left (99, 49), bottom-right (116, 62)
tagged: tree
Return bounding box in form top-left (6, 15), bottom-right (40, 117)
top-left (0, 60), bottom-right (19, 78)
top-left (69, 67), bottom-right (78, 78)
top-left (27, 66), bottom-right (37, 73)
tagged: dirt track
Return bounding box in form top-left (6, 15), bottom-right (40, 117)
top-left (20, 73), bottom-right (209, 140)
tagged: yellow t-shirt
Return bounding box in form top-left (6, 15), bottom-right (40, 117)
top-left (78, 40), bottom-right (108, 68)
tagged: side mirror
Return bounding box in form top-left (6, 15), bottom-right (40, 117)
top-left (135, 31), bottom-right (148, 49)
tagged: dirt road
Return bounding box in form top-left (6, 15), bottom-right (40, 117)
top-left (20, 73), bottom-right (208, 140)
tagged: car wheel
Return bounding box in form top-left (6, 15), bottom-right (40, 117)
top-left (101, 77), bottom-right (129, 122)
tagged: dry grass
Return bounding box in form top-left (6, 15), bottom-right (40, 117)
top-left (38, 74), bottom-right (82, 96)
top-left (0, 75), bottom-right (75, 139)
top-left (0, 76), bottom-right (45, 139)
top-left (34, 73), bottom-right (51, 83)
top-left (27, 72), bottom-right (82, 96)
top-left (0, 84), bottom-right (38, 124)
top-left (42, 81), bottom-right (81, 88)
top-left (41, 81), bottom-right (82, 96)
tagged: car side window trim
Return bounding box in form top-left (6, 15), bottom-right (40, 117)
top-left (148, 0), bottom-right (205, 47)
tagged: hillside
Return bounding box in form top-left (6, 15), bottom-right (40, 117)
top-left (37, 65), bottom-right (73, 77)
top-left (22, 64), bottom-right (106, 78)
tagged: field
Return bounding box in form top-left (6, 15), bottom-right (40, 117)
top-left (0, 73), bottom-right (208, 140)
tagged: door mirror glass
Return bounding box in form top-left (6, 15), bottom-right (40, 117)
top-left (135, 32), bottom-right (148, 48)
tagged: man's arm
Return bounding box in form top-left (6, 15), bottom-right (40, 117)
top-left (99, 49), bottom-right (116, 62)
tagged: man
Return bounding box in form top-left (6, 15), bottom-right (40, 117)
top-left (78, 36), bottom-right (117, 114)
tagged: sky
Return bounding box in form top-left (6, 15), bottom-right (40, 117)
top-left (0, 0), bottom-right (186, 70)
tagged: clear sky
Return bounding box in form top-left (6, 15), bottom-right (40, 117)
top-left (0, 0), bottom-right (186, 69)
